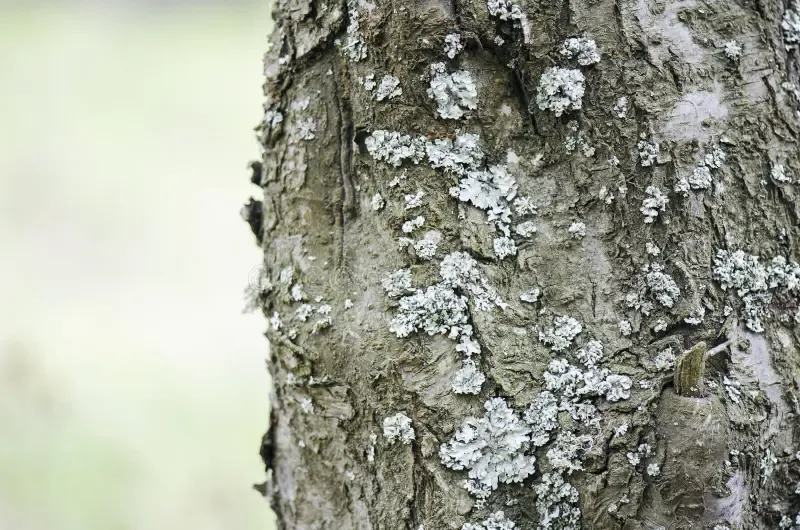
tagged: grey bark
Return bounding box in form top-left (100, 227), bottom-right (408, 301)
top-left (245, 0), bottom-right (800, 528)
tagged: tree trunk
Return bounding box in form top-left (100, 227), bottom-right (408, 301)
top-left (246, 0), bottom-right (800, 528)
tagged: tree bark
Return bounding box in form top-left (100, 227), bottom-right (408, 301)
top-left (246, 0), bottom-right (800, 528)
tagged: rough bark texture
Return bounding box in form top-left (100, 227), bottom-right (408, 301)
top-left (246, 0), bottom-right (800, 528)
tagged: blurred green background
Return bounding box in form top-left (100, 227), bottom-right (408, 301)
top-left (0, 2), bottom-right (276, 529)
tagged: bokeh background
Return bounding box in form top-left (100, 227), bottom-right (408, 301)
top-left (0, 1), bottom-right (276, 528)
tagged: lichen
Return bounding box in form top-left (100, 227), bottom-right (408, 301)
top-left (653, 347), bottom-right (675, 371)
top-left (365, 130), bottom-right (427, 167)
top-left (414, 238), bottom-right (438, 260)
top-left (643, 263), bottom-right (681, 308)
top-left (613, 96), bottom-right (628, 119)
top-left (772, 163), bottom-right (793, 183)
top-left (723, 40), bottom-right (742, 61)
top-left (340, 1), bottom-right (367, 61)
top-left (559, 37), bottom-right (601, 66)
top-left (426, 134), bottom-right (485, 175)
top-left (440, 251), bottom-right (506, 311)
top-left (493, 236), bottom-right (517, 260)
top-left (440, 397), bottom-right (537, 499)
top-left (535, 67), bottom-right (585, 116)
top-left (486, 0), bottom-right (523, 20)
top-left (402, 216), bottom-right (426, 233)
top-left (427, 63), bottom-right (478, 120)
top-left (640, 186), bottom-right (668, 223)
top-left (452, 360), bottom-right (487, 395)
top-left (712, 249), bottom-right (800, 332)
top-left (383, 413), bottom-right (415, 445)
top-left (515, 220), bottom-right (537, 237)
top-left (375, 75), bottom-right (402, 101)
top-left (782, 1), bottom-right (800, 47)
top-left (533, 472), bottom-right (581, 530)
top-left (462, 511), bottom-right (516, 530)
top-left (524, 391), bottom-right (559, 446)
top-left (567, 221), bottom-right (586, 239)
top-left (444, 33), bottom-right (464, 59)
top-left (539, 315), bottom-right (582, 352)
top-left (404, 190), bottom-right (425, 210)
top-left (389, 284), bottom-right (469, 338)
top-left (637, 137), bottom-right (660, 167)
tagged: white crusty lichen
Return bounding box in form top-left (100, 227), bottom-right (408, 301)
top-left (513, 196), bottom-right (537, 215)
top-left (618, 319), bottom-right (632, 336)
top-left (640, 186), bottom-right (668, 223)
top-left (568, 221), bottom-right (586, 239)
top-left (428, 62), bottom-right (478, 120)
top-left (366, 432), bottom-right (377, 462)
top-left (361, 73), bottom-right (376, 91)
top-left (440, 397), bottom-right (536, 499)
top-left (440, 251), bottom-right (506, 311)
top-left (493, 236), bottom-right (517, 260)
top-left (375, 75), bottom-right (402, 101)
top-left (637, 137), bottom-right (660, 167)
top-left (783, 1), bottom-right (800, 47)
top-left (723, 40), bottom-right (742, 61)
top-left (487, 0), bottom-right (523, 20)
top-left (340, 2), bottom-right (367, 61)
top-left (772, 162), bottom-right (793, 183)
top-left (533, 472), bottom-right (581, 530)
top-left (269, 311), bottom-right (283, 331)
top-left (543, 357), bottom-right (630, 403)
top-left (462, 511), bottom-right (516, 530)
top-left (780, 513), bottom-right (800, 529)
top-left (613, 96), bottom-right (628, 118)
top-left (444, 33), bottom-right (464, 59)
top-left (535, 67), bottom-right (585, 116)
top-left (520, 288), bottom-right (541, 304)
top-left (539, 315), bottom-right (582, 352)
top-left (290, 283), bottom-right (307, 301)
top-left (546, 431), bottom-right (593, 474)
top-left (576, 339), bottom-right (603, 368)
top-left (296, 117), bottom-right (317, 141)
top-left (413, 238), bottom-right (438, 260)
top-left (605, 374), bottom-right (632, 401)
top-left (404, 191), bottom-right (425, 210)
top-left (653, 347), bottom-right (675, 371)
top-left (452, 360), bottom-right (486, 395)
top-left (515, 220), bottom-right (537, 237)
top-left (402, 216), bottom-right (426, 233)
top-left (365, 130), bottom-right (427, 167)
top-left (559, 37), bottom-right (601, 66)
top-left (295, 303), bottom-right (313, 322)
top-left (724, 376), bottom-right (742, 403)
top-left (684, 306), bottom-right (705, 325)
top-left (644, 263), bottom-right (681, 308)
top-left (524, 391), bottom-right (559, 446)
top-left (713, 249), bottom-right (800, 332)
top-left (383, 413), bottom-right (415, 445)
top-left (427, 133), bottom-right (485, 175)
top-left (389, 284), bottom-right (469, 338)
top-left (382, 268), bottom-right (414, 298)
top-left (371, 193), bottom-right (385, 211)
top-left (675, 145), bottom-right (726, 195)
top-left (450, 163), bottom-right (518, 230)
top-left (298, 397), bottom-right (314, 414)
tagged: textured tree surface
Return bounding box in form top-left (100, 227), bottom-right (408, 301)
top-left (245, 0), bottom-right (800, 528)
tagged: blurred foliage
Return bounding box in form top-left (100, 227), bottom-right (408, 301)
top-left (0, 3), bottom-right (275, 529)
